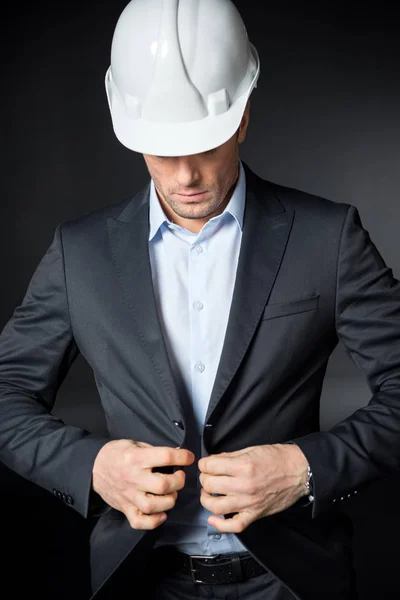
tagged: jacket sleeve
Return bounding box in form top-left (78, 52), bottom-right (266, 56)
top-left (0, 225), bottom-right (111, 518)
top-left (293, 205), bottom-right (400, 517)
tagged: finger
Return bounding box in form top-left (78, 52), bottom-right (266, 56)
top-left (124, 505), bottom-right (168, 530)
top-left (134, 441), bottom-right (153, 448)
top-left (198, 447), bottom-right (256, 472)
top-left (134, 490), bottom-right (178, 515)
top-left (210, 448), bottom-right (252, 458)
top-left (198, 454), bottom-right (236, 476)
top-left (139, 447), bottom-right (195, 469)
top-left (199, 474), bottom-right (242, 495)
top-left (200, 490), bottom-right (243, 515)
top-left (139, 469), bottom-right (186, 495)
top-left (207, 512), bottom-right (251, 534)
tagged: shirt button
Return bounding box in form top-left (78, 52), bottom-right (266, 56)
top-left (195, 245), bottom-right (203, 254)
top-left (213, 533), bottom-right (222, 540)
top-left (193, 301), bottom-right (204, 311)
top-left (195, 362), bottom-right (205, 373)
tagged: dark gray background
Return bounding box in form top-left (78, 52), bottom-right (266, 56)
top-left (1, 1), bottom-right (399, 598)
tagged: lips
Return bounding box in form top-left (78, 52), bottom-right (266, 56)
top-left (176, 191), bottom-right (207, 197)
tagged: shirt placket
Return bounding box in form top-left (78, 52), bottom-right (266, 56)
top-left (188, 238), bottom-right (210, 427)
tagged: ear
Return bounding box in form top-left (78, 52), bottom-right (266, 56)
top-left (238, 100), bottom-right (250, 144)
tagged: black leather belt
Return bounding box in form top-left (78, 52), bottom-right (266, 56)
top-left (152, 546), bottom-right (267, 584)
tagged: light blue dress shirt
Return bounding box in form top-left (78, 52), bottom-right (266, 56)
top-left (149, 160), bottom-right (248, 555)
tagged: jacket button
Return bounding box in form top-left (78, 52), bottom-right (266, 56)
top-left (205, 423), bottom-right (213, 428)
top-left (66, 495), bottom-right (74, 505)
top-left (173, 420), bottom-right (184, 430)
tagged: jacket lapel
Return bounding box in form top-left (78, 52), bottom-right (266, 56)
top-left (106, 185), bottom-right (185, 423)
top-left (205, 163), bottom-right (294, 423)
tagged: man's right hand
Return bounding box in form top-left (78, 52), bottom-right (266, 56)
top-left (92, 439), bottom-right (195, 530)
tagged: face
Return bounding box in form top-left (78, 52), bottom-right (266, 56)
top-left (142, 103), bottom-right (250, 233)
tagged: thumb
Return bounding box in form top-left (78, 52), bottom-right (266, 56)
top-left (132, 440), bottom-right (153, 448)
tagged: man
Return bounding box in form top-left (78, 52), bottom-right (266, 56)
top-left (0, 0), bottom-right (399, 599)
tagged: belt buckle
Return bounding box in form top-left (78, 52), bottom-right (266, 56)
top-left (189, 554), bottom-right (220, 584)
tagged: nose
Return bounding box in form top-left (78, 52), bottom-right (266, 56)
top-left (174, 158), bottom-right (201, 188)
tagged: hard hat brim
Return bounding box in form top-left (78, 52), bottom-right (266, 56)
top-left (107, 85), bottom-right (250, 157)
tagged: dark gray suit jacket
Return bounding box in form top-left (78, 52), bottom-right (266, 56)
top-left (0, 162), bottom-right (399, 599)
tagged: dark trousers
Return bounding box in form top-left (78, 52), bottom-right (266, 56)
top-left (93, 546), bottom-right (299, 599)
top-left (141, 547), bottom-right (299, 600)
top-left (145, 570), bottom-right (298, 599)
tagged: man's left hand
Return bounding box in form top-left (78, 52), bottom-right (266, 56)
top-left (198, 443), bottom-right (309, 533)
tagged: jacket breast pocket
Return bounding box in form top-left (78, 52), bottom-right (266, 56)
top-left (261, 294), bottom-right (320, 321)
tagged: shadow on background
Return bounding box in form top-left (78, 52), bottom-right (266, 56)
top-left (0, 461), bottom-right (92, 599)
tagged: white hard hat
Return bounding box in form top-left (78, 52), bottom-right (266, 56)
top-left (105, 0), bottom-right (260, 156)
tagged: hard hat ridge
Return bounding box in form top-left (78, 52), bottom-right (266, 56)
top-left (142, 0), bottom-right (208, 124)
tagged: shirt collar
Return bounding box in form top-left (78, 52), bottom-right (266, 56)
top-left (148, 160), bottom-right (246, 241)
